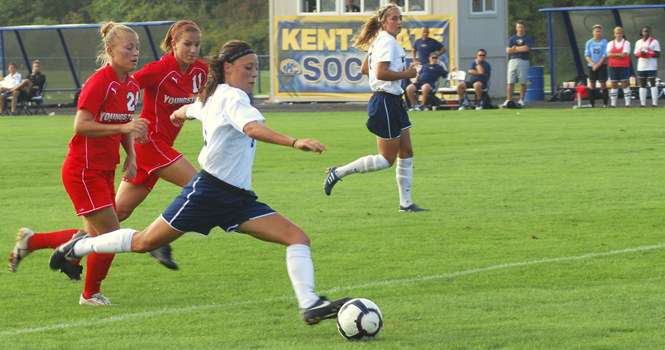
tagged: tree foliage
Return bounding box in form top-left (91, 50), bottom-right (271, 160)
top-left (0, 0), bottom-right (269, 55)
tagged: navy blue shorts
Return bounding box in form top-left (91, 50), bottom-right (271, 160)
top-left (161, 172), bottom-right (276, 235)
top-left (609, 66), bottom-right (630, 81)
top-left (366, 93), bottom-right (412, 140)
top-left (412, 82), bottom-right (435, 91)
top-left (637, 70), bottom-right (657, 78)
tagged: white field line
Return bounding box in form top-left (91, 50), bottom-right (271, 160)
top-left (1, 243), bottom-right (663, 337)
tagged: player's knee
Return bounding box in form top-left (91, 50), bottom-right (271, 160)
top-left (116, 209), bottom-right (133, 223)
top-left (285, 226), bottom-right (310, 247)
top-left (131, 233), bottom-right (159, 253)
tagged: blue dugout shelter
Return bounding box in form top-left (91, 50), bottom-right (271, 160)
top-left (0, 21), bottom-right (175, 104)
top-left (539, 5), bottom-right (665, 95)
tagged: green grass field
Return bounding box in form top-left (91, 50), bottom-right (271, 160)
top-left (1, 107), bottom-right (665, 349)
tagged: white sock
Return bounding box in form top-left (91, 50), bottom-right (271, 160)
top-left (640, 87), bottom-right (647, 106)
top-left (396, 157), bottom-right (413, 208)
top-left (651, 86), bottom-right (659, 106)
top-left (286, 244), bottom-right (319, 309)
top-left (623, 86), bottom-right (631, 106)
top-left (336, 154), bottom-right (390, 178)
top-left (610, 88), bottom-right (618, 107)
top-left (72, 228), bottom-right (136, 256)
top-left (518, 99), bottom-right (524, 105)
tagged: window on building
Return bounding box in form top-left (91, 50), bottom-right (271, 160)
top-left (471, 0), bottom-right (496, 14)
top-left (364, 0), bottom-right (381, 12)
top-left (301, 0), bottom-right (337, 13)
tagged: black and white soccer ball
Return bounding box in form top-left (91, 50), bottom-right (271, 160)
top-left (336, 298), bottom-right (383, 341)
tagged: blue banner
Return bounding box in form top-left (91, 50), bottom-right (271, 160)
top-left (274, 15), bottom-right (453, 98)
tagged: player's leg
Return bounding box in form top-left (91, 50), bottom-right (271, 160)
top-left (609, 67), bottom-right (619, 108)
top-left (638, 74), bottom-right (648, 107)
top-left (238, 213), bottom-right (349, 324)
top-left (115, 180), bottom-right (151, 222)
top-left (79, 207), bottom-right (120, 304)
top-left (589, 74), bottom-right (597, 107)
top-left (8, 227), bottom-right (83, 279)
top-left (648, 76), bottom-right (658, 107)
top-left (621, 78), bottom-right (631, 107)
top-left (152, 157), bottom-right (199, 188)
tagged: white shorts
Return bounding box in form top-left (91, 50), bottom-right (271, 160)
top-left (507, 58), bottom-right (529, 85)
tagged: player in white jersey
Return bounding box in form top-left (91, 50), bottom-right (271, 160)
top-left (50, 40), bottom-right (350, 324)
top-left (323, 3), bottom-right (428, 212)
top-left (633, 26), bottom-right (661, 107)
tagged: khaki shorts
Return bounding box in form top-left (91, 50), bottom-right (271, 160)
top-left (507, 58), bottom-right (529, 85)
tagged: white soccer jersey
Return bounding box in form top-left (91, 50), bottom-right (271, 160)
top-left (186, 84), bottom-right (265, 190)
top-left (368, 30), bottom-right (406, 95)
top-left (634, 37), bottom-right (660, 71)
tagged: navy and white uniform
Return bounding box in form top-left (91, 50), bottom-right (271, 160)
top-left (366, 30), bottom-right (412, 140)
top-left (161, 84), bottom-right (276, 234)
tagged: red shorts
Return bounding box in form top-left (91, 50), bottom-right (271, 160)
top-left (62, 158), bottom-right (116, 216)
top-left (122, 135), bottom-right (183, 191)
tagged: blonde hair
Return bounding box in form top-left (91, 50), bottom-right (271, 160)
top-left (614, 26), bottom-right (624, 34)
top-left (96, 22), bottom-right (138, 69)
top-left (352, 4), bottom-right (400, 50)
top-left (161, 20), bottom-right (201, 53)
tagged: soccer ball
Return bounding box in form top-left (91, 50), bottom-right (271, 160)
top-left (336, 298), bottom-right (383, 341)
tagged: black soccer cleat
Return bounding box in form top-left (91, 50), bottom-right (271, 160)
top-left (148, 244), bottom-right (179, 270)
top-left (60, 262), bottom-right (83, 280)
top-left (301, 296), bottom-right (351, 325)
top-left (399, 204), bottom-right (430, 212)
top-left (323, 167), bottom-right (341, 196)
top-left (49, 232), bottom-right (86, 271)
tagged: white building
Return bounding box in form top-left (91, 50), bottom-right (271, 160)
top-left (268, 0), bottom-right (509, 101)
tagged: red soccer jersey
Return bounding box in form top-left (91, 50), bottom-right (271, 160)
top-left (67, 64), bottom-right (140, 170)
top-left (133, 52), bottom-right (208, 145)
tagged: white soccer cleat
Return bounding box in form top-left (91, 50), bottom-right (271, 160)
top-left (79, 293), bottom-right (113, 306)
top-left (8, 228), bottom-right (35, 272)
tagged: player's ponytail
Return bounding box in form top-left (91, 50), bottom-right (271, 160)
top-left (162, 20), bottom-right (200, 53)
top-left (199, 40), bottom-right (253, 106)
top-left (96, 22), bottom-right (138, 69)
top-left (352, 3), bottom-right (400, 50)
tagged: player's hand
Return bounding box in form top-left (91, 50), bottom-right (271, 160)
top-left (293, 138), bottom-right (327, 154)
top-left (133, 132), bottom-right (149, 146)
top-left (122, 118), bottom-right (149, 137)
top-left (170, 104), bottom-right (191, 127)
top-left (122, 154), bottom-right (137, 181)
top-left (405, 64), bottom-right (417, 79)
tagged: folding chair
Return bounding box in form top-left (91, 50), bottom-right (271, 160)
top-left (465, 80), bottom-right (491, 106)
top-left (25, 82), bottom-right (47, 115)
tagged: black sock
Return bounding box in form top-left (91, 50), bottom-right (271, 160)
top-left (590, 89), bottom-right (595, 107)
top-left (602, 88), bottom-right (609, 106)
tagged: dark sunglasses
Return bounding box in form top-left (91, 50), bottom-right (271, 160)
top-left (478, 54), bottom-right (486, 56)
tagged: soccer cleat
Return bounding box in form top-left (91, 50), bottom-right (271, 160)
top-left (399, 204), bottom-right (430, 212)
top-left (8, 228), bottom-right (35, 272)
top-left (60, 262), bottom-right (83, 280)
top-left (517, 100), bottom-right (524, 108)
top-left (502, 99), bottom-right (510, 107)
top-left (640, 105), bottom-right (645, 108)
top-left (301, 296), bottom-right (351, 325)
top-left (148, 244), bottom-right (179, 270)
top-left (407, 105), bottom-right (419, 111)
top-left (323, 167), bottom-right (341, 196)
top-left (79, 293), bottom-right (113, 306)
top-left (49, 232), bottom-right (86, 271)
